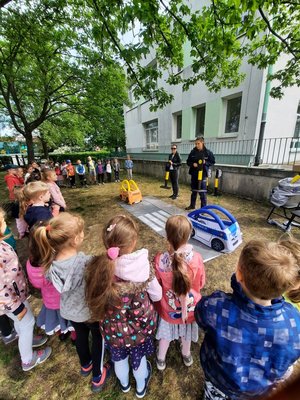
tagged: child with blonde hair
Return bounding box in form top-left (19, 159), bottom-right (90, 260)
top-left (195, 239), bottom-right (300, 400)
top-left (19, 181), bottom-right (53, 230)
top-left (0, 217), bottom-right (51, 371)
top-left (154, 215), bottom-right (205, 370)
top-left (34, 213), bottom-right (111, 392)
top-left (85, 215), bottom-right (162, 398)
top-left (43, 170), bottom-right (66, 212)
top-left (26, 221), bottom-right (74, 339)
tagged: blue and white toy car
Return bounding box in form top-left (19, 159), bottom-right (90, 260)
top-left (188, 205), bottom-right (242, 253)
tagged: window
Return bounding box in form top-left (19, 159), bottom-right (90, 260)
top-left (195, 105), bottom-right (206, 137)
top-left (224, 95), bottom-right (242, 134)
top-left (293, 101), bottom-right (300, 138)
top-left (176, 114), bottom-right (182, 140)
top-left (144, 120), bottom-right (158, 150)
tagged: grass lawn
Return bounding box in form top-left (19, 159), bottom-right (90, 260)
top-left (0, 170), bottom-right (299, 400)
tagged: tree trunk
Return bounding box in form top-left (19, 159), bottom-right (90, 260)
top-left (25, 131), bottom-right (35, 163)
top-left (40, 136), bottom-right (49, 159)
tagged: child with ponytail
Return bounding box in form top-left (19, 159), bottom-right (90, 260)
top-left (43, 170), bottom-right (66, 213)
top-left (33, 212), bottom-right (111, 393)
top-left (26, 221), bottom-right (74, 340)
top-left (19, 181), bottom-right (53, 230)
top-left (85, 215), bottom-right (162, 398)
top-left (154, 215), bottom-right (205, 371)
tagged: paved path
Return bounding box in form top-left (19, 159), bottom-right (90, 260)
top-left (120, 196), bottom-right (221, 262)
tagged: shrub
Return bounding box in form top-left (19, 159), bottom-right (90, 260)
top-left (49, 151), bottom-right (111, 163)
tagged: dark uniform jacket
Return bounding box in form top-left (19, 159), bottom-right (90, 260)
top-left (186, 146), bottom-right (215, 178)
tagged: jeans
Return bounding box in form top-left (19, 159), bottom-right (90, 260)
top-left (6, 300), bottom-right (35, 364)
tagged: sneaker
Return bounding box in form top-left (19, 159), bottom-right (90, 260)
top-left (80, 360), bottom-right (93, 377)
top-left (2, 329), bottom-right (18, 345)
top-left (32, 335), bottom-right (48, 348)
top-left (22, 347), bottom-right (52, 371)
top-left (120, 382), bottom-right (131, 393)
top-left (168, 195), bottom-right (174, 198)
top-left (136, 360), bottom-right (152, 398)
top-left (182, 354), bottom-right (193, 367)
top-left (58, 332), bottom-right (70, 341)
top-left (185, 205), bottom-right (195, 211)
top-left (156, 357), bottom-right (166, 371)
top-left (91, 361), bottom-right (113, 393)
top-left (172, 196), bottom-right (178, 200)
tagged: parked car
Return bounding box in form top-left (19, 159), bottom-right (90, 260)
top-left (188, 205), bottom-right (242, 253)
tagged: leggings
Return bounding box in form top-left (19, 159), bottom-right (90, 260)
top-left (71, 321), bottom-right (104, 378)
top-left (6, 300), bottom-right (35, 364)
top-left (114, 355), bottom-right (148, 392)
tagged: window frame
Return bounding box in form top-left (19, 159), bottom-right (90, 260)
top-left (194, 104), bottom-right (206, 137)
top-left (144, 119), bottom-right (158, 150)
top-left (223, 93), bottom-right (242, 135)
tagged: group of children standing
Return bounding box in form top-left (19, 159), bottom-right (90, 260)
top-left (1, 194), bottom-right (300, 398)
top-left (2, 157), bottom-right (300, 399)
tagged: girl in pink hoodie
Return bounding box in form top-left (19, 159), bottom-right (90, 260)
top-left (85, 215), bottom-right (162, 399)
top-left (154, 215), bottom-right (205, 371)
top-left (43, 170), bottom-right (66, 214)
top-left (26, 221), bottom-right (73, 339)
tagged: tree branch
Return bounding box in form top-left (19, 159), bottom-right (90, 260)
top-left (258, 7), bottom-right (298, 58)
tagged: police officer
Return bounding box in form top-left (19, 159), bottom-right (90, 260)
top-left (185, 137), bottom-right (215, 210)
top-left (168, 144), bottom-right (182, 199)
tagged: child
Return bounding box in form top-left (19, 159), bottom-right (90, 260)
top-left (76, 160), bottom-right (87, 188)
top-left (86, 156), bottom-right (96, 185)
top-left (34, 212), bottom-right (111, 392)
top-left (0, 230), bottom-right (51, 371)
top-left (96, 160), bottom-right (105, 185)
top-left (113, 158), bottom-right (120, 182)
top-left (43, 170), bottom-right (66, 212)
top-left (105, 159), bottom-right (112, 182)
top-left (195, 239), bottom-right (300, 400)
top-left (61, 161), bottom-right (68, 186)
top-left (0, 207), bottom-right (17, 344)
top-left (20, 181), bottom-right (53, 230)
top-left (24, 165), bottom-right (34, 183)
top-left (54, 163), bottom-right (63, 187)
top-left (66, 160), bottom-right (76, 188)
top-left (85, 215), bottom-right (162, 398)
top-left (125, 154), bottom-right (133, 180)
top-left (26, 222), bottom-right (74, 339)
top-left (279, 236), bottom-right (300, 312)
top-left (154, 215), bottom-right (205, 370)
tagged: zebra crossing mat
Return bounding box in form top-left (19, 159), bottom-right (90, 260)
top-left (120, 196), bottom-right (221, 262)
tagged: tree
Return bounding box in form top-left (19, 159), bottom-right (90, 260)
top-left (0, 0), bottom-right (127, 160)
top-left (88, 0), bottom-right (299, 110)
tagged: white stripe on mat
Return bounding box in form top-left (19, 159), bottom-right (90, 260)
top-left (152, 211), bottom-right (168, 223)
top-left (138, 216), bottom-right (161, 232)
top-left (145, 213), bottom-right (166, 228)
top-left (157, 210), bottom-right (170, 218)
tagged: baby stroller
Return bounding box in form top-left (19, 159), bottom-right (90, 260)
top-left (267, 177), bottom-right (300, 231)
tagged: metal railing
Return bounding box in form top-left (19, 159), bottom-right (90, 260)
top-left (127, 137), bottom-right (300, 168)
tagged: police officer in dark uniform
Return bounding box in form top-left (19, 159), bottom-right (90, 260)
top-left (185, 137), bottom-right (215, 210)
top-left (168, 144), bottom-right (182, 199)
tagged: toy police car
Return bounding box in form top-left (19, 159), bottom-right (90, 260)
top-left (188, 205), bottom-right (242, 253)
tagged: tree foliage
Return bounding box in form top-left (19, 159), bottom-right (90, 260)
top-left (88, 0), bottom-right (299, 110)
top-left (0, 0), bottom-right (127, 159)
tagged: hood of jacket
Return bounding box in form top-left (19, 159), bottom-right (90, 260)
top-left (47, 252), bottom-right (91, 293)
top-left (115, 248), bottom-right (150, 283)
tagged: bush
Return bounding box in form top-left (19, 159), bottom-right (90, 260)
top-left (49, 151), bottom-right (111, 163)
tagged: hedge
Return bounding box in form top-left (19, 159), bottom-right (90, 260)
top-left (49, 151), bottom-right (111, 163)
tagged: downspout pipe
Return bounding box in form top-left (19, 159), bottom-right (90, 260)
top-left (254, 64), bottom-right (273, 166)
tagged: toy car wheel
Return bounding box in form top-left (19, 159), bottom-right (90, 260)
top-left (191, 228), bottom-right (195, 238)
top-left (211, 238), bottom-right (225, 252)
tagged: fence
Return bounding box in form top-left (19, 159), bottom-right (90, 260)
top-left (128, 137), bottom-right (300, 168)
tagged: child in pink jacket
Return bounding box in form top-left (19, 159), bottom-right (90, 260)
top-left (43, 170), bottom-right (66, 213)
top-left (154, 215), bottom-right (205, 371)
top-left (26, 222), bottom-right (73, 339)
top-left (0, 239), bottom-right (51, 371)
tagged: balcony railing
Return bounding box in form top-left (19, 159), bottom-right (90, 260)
top-left (127, 137), bottom-right (300, 168)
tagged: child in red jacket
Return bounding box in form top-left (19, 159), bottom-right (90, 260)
top-left (154, 215), bottom-right (205, 371)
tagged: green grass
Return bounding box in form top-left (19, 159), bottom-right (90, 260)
top-left (0, 171), bottom-right (299, 399)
